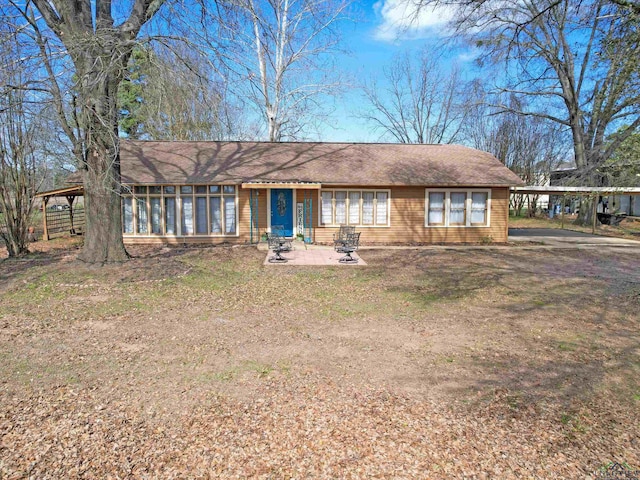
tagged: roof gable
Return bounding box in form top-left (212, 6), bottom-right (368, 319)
top-left (116, 140), bottom-right (524, 187)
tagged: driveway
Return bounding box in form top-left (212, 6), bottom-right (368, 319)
top-left (509, 228), bottom-right (640, 247)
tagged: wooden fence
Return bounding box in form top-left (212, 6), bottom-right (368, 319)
top-left (44, 207), bottom-right (85, 239)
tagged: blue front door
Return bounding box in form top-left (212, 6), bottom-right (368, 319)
top-left (270, 189), bottom-right (294, 237)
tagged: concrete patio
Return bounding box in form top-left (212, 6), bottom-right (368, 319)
top-left (261, 242), bottom-right (366, 266)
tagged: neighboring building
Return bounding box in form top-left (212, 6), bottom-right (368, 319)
top-left (549, 163), bottom-right (578, 186)
top-left (74, 141), bottom-right (524, 244)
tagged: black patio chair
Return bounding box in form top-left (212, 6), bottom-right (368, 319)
top-left (338, 232), bottom-right (360, 264)
top-left (271, 224), bottom-right (284, 236)
top-left (266, 231), bottom-right (291, 263)
top-left (333, 225), bottom-right (355, 253)
top-left (271, 225), bottom-right (292, 251)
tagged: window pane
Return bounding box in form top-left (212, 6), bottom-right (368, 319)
top-left (321, 192), bottom-right (332, 225)
top-left (164, 186), bottom-right (175, 194)
top-left (181, 186), bottom-right (193, 194)
top-left (149, 186), bottom-right (161, 194)
top-left (223, 185), bottom-right (235, 194)
top-left (362, 192), bottom-right (374, 225)
top-left (195, 185), bottom-right (207, 194)
top-left (182, 197), bottom-right (193, 235)
top-left (335, 191), bottom-right (347, 224)
top-left (150, 197), bottom-right (162, 234)
top-left (134, 186), bottom-right (147, 194)
top-left (450, 192), bottom-right (466, 225)
top-left (428, 192), bottom-right (445, 225)
top-left (196, 197), bottom-right (208, 234)
top-left (210, 197), bottom-right (222, 233)
top-left (376, 192), bottom-right (387, 225)
top-left (224, 197), bottom-right (236, 234)
top-left (348, 191), bottom-right (360, 224)
top-left (137, 198), bottom-right (148, 233)
top-left (122, 197), bottom-right (133, 234)
top-left (165, 197), bottom-right (176, 234)
top-left (471, 192), bottom-right (488, 225)
top-left (209, 185), bottom-right (220, 194)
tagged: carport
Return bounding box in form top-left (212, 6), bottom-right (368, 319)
top-left (511, 186), bottom-right (640, 234)
top-left (34, 185), bottom-right (84, 240)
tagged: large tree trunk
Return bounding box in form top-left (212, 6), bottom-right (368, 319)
top-left (78, 147), bottom-right (128, 264)
top-left (75, 64), bottom-right (129, 264)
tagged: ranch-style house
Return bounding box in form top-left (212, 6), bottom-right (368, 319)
top-left (86, 140), bottom-right (524, 245)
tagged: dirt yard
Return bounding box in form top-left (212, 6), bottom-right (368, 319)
top-left (1, 240), bottom-right (639, 478)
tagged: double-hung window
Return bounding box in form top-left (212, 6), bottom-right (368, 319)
top-left (425, 189), bottom-right (491, 227)
top-left (320, 189), bottom-right (390, 227)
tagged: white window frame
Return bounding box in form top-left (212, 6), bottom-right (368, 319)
top-left (319, 188), bottom-right (391, 227)
top-left (425, 188), bottom-right (491, 228)
top-left (122, 184), bottom-right (239, 237)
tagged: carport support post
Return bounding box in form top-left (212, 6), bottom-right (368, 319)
top-left (592, 194), bottom-right (598, 234)
top-left (561, 195), bottom-right (566, 229)
top-left (42, 196), bottom-right (50, 241)
top-left (66, 195), bottom-right (76, 234)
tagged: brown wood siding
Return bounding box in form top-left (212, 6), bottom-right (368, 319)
top-left (313, 186), bottom-right (510, 244)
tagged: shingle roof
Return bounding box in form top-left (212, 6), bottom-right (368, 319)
top-left (112, 140), bottom-right (523, 187)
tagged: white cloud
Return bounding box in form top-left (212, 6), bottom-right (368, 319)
top-left (457, 47), bottom-right (481, 63)
top-left (372, 0), bottom-right (456, 42)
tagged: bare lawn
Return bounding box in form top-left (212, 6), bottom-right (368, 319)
top-left (1, 240), bottom-right (639, 478)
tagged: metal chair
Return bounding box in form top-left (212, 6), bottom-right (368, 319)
top-left (271, 224), bottom-right (285, 236)
top-left (266, 232), bottom-right (291, 263)
top-left (333, 225), bottom-right (355, 253)
top-left (338, 232), bottom-right (360, 264)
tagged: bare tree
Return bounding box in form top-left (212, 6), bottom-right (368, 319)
top-left (3, 0), bottom-right (166, 263)
top-left (464, 86), bottom-right (569, 215)
top-left (360, 49), bottom-right (468, 144)
top-left (0, 33), bottom-right (42, 256)
top-left (0, 101), bottom-right (39, 257)
top-left (417, 0), bottom-right (640, 185)
top-left (213, 0), bottom-right (350, 141)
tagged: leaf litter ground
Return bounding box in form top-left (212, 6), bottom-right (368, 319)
top-left (1, 240), bottom-right (639, 478)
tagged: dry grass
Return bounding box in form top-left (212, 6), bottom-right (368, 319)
top-left (1, 241), bottom-right (639, 478)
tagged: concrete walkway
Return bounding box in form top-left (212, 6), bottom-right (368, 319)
top-left (508, 228), bottom-right (640, 248)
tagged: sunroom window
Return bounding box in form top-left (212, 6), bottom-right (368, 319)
top-left (122, 185), bottom-right (238, 236)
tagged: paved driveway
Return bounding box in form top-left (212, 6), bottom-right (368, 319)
top-left (509, 228), bottom-right (640, 247)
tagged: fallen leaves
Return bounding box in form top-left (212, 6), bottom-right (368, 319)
top-left (1, 380), bottom-right (639, 479)
top-left (1, 245), bottom-right (639, 478)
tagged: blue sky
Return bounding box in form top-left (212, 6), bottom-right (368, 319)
top-left (319, 0), bottom-right (478, 142)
